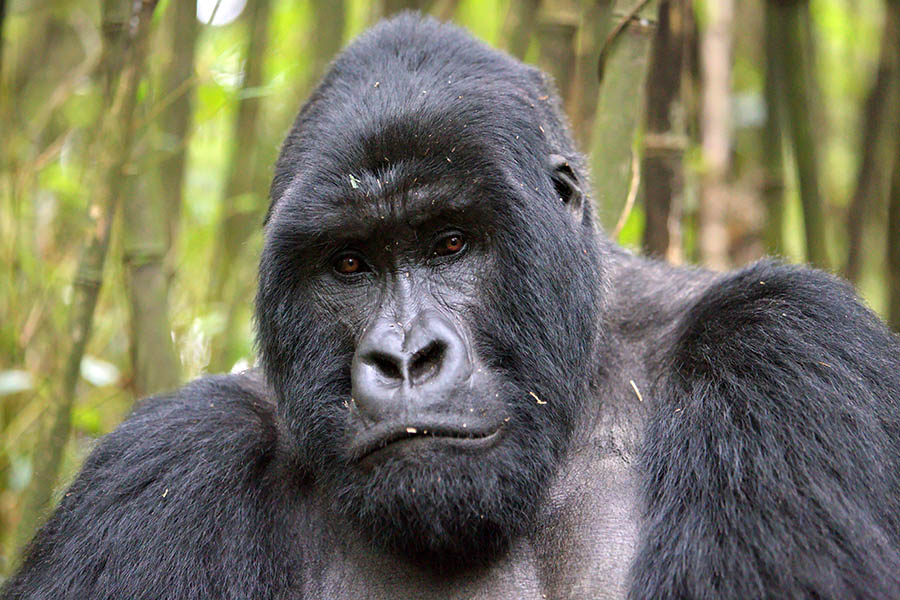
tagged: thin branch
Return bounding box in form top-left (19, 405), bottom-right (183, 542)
top-left (597, 0), bottom-right (654, 85)
top-left (614, 146), bottom-right (641, 238)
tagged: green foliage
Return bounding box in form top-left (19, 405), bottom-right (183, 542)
top-left (456, 0), bottom-right (508, 45)
top-left (0, 0), bottom-right (896, 571)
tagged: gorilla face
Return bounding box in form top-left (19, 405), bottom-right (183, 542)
top-left (256, 17), bottom-right (606, 564)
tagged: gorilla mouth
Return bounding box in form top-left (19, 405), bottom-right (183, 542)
top-left (351, 422), bottom-right (503, 462)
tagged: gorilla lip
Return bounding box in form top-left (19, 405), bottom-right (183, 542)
top-left (351, 422), bottom-right (503, 462)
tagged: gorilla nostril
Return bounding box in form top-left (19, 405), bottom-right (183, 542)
top-left (368, 353), bottom-right (404, 382)
top-left (409, 341), bottom-right (446, 383)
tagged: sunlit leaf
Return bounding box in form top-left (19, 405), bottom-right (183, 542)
top-left (80, 356), bottom-right (121, 387)
top-left (9, 454), bottom-right (33, 492)
top-left (0, 370), bottom-right (33, 396)
top-left (73, 406), bottom-right (104, 435)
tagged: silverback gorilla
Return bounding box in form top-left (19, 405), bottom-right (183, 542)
top-left (5, 14), bottom-right (900, 600)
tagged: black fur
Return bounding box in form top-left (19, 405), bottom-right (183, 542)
top-left (632, 262), bottom-right (900, 598)
top-left (4, 14), bottom-right (900, 600)
top-left (2, 375), bottom-right (294, 598)
top-left (257, 14), bottom-right (604, 564)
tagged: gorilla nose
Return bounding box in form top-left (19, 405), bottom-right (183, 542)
top-left (351, 312), bottom-right (472, 420)
top-left (366, 340), bottom-right (446, 385)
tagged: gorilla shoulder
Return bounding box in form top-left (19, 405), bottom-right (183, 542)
top-left (675, 260), bottom-right (899, 378)
top-left (630, 260), bottom-right (900, 599)
top-left (3, 373), bottom-right (289, 599)
top-left (90, 372), bottom-right (281, 491)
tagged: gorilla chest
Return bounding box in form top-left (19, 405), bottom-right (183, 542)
top-left (297, 455), bottom-right (639, 600)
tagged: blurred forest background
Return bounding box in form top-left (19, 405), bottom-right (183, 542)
top-left (1, 0), bottom-right (898, 574)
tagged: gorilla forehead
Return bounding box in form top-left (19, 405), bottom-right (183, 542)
top-left (310, 19), bottom-right (550, 153)
top-left (273, 170), bottom-right (498, 244)
top-left (269, 14), bottom-right (577, 219)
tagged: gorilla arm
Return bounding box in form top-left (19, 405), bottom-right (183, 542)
top-left (630, 261), bottom-right (900, 599)
top-left (0, 374), bottom-right (290, 600)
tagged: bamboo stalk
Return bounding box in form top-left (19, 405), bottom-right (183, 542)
top-left (888, 127), bottom-right (900, 331)
top-left (311, 0), bottom-right (347, 82)
top-left (762, 0), bottom-right (786, 256)
top-left (383, 0), bottom-right (426, 15)
top-left (121, 0), bottom-right (198, 397)
top-left (772, 0), bottom-right (829, 270)
top-left (641, 0), bottom-right (686, 261)
top-left (159, 0), bottom-right (199, 253)
top-left (590, 1), bottom-right (654, 231)
top-left (845, 6), bottom-right (899, 283)
top-left (14, 0), bottom-right (159, 551)
top-left (566, 0), bottom-right (614, 150)
top-left (697, 0), bottom-right (734, 271)
top-left (123, 168), bottom-right (181, 396)
top-left (537, 0), bottom-right (579, 107)
top-left (0, 0), bottom-right (7, 79)
top-left (502, 0), bottom-right (542, 59)
top-left (207, 0), bottom-right (273, 373)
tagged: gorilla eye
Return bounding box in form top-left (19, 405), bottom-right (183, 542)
top-left (434, 233), bottom-right (466, 257)
top-left (334, 253), bottom-right (368, 275)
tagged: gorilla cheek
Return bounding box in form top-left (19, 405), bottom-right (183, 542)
top-left (265, 307), bottom-right (355, 473)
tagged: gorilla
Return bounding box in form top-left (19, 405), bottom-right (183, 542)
top-left (4, 14), bottom-right (900, 600)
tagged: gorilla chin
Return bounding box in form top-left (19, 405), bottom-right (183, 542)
top-left (326, 378), bottom-right (568, 566)
top-left (330, 430), bottom-right (554, 566)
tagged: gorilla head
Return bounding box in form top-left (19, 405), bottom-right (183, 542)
top-left (256, 15), bottom-right (607, 563)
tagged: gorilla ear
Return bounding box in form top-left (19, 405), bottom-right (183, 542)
top-left (548, 154), bottom-right (584, 218)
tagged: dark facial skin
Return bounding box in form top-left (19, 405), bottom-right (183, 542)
top-left (259, 143), bottom-right (605, 563)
